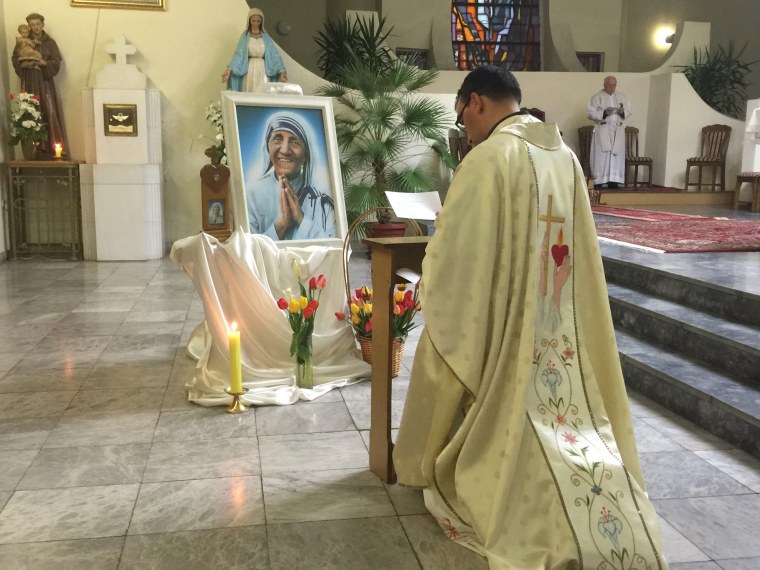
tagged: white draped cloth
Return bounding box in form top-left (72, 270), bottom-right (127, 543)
top-left (587, 89), bottom-right (631, 185)
top-left (170, 230), bottom-right (369, 406)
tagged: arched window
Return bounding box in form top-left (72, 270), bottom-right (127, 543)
top-left (452, 0), bottom-right (540, 71)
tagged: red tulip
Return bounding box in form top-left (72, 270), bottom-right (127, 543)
top-left (335, 311), bottom-right (346, 321)
top-left (404, 290), bottom-right (413, 301)
top-left (32, 94), bottom-right (39, 101)
top-left (276, 298), bottom-right (288, 310)
top-left (366, 318), bottom-right (373, 333)
top-left (316, 275), bottom-right (327, 289)
top-left (303, 306), bottom-right (315, 319)
top-left (308, 299), bottom-right (319, 310)
top-left (309, 276), bottom-right (318, 289)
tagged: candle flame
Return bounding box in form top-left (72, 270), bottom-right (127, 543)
top-left (55, 143), bottom-right (61, 150)
top-left (557, 228), bottom-right (564, 246)
top-left (230, 322), bottom-right (238, 333)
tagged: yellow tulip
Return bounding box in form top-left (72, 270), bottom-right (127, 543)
top-left (350, 303), bottom-right (360, 315)
top-left (288, 298), bottom-right (300, 313)
top-left (364, 303), bottom-right (372, 314)
top-left (394, 291), bottom-right (404, 303)
top-left (299, 296), bottom-right (308, 310)
top-left (351, 315), bottom-right (361, 325)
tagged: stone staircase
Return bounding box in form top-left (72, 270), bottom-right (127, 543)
top-left (603, 256), bottom-right (760, 458)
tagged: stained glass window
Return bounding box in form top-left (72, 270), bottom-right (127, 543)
top-left (452, 0), bottom-right (540, 71)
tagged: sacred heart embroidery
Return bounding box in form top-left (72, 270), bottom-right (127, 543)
top-left (551, 244), bottom-right (569, 266)
top-left (200, 164), bottom-right (230, 192)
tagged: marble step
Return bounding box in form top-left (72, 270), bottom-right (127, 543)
top-left (607, 283), bottom-right (760, 387)
top-left (603, 256), bottom-right (760, 327)
top-left (616, 329), bottom-right (760, 459)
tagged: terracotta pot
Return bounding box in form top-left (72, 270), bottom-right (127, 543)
top-left (367, 222), bottom-right (407, 239)
top-left (365, 221), bottom-right (408, 258)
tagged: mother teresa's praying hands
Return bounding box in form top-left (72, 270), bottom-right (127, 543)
top-left (274, 174), bottom-right (304, 240)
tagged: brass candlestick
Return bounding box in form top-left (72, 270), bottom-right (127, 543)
top-left (224, 386), bottom-right (250, 414)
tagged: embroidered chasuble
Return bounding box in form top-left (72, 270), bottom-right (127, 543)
top-left (393, 115), bottom-right (667, 570)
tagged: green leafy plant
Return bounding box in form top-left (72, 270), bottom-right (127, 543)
top-left (318, 55), bottom-right (455, 230)
top-left (676, 41), bottom-right (758, 119)
top-left (314, 15), bottom-right (394, 82)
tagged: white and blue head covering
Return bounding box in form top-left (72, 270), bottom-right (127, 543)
top-left (263, 112), bottom-right (312, 187)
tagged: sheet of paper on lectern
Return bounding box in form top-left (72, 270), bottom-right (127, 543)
top-left (385, 191), bottom-right (442, 220)
top-left (396, 268), bottom-right (421, 284)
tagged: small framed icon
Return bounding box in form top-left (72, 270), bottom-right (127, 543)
top-left (103, 103), bottom-right (138, 137)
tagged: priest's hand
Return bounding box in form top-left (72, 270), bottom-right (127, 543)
top-left (221, 68), bottom-right (231, 84)
top-left (552, 255), bottom-right (572, 309)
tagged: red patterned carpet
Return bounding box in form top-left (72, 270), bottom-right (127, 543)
top-left (591, 205), bottom-right (715, 222)
top-left (595, 220), bottom-right (760, 253)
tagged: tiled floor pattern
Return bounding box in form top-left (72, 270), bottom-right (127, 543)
top-left (0, 204), bottom-right (758, 568)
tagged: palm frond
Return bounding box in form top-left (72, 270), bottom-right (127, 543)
top-left (386, 166), bottom-right (439, 193)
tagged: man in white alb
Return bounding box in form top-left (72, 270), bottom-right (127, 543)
top-left (587, 76), bottom-right (631, 189)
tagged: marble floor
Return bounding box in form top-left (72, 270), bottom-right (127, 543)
top-left (0, 207), bottom-right (759, 569)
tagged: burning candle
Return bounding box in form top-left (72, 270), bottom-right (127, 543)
top-left (228, 322), bottom-right (242, 393)
top-left (54, 144), bottom-right (62, 159)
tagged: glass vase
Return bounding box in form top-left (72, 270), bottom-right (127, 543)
top-left (296, 352), bottom-right (314, 389)
top-left (20, 140), bottom-right (39, 161)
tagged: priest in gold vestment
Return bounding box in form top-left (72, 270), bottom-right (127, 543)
top-left (393, 66), bottom-right (668, 570)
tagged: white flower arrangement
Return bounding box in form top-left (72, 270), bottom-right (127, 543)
top-left (202, 101), bottom-right (227, 165)
top-left (7, 91), bottom-right (48, 145)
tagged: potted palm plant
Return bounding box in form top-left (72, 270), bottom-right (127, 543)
top-left (675, 40), bottom-right (758, 119)
top-left (318, 58), bottom-right (455, 238)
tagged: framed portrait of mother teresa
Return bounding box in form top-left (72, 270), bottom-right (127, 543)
top-left (221, 92), bottom-right (348, 246)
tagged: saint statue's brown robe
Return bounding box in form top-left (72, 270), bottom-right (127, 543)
top-left (12, 31), bottom-right (67, 158)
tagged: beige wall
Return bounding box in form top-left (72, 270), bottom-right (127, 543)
top-left (253, 0), bottom-right (327, 75)
top-left (620, 0), bottom-right (760, 100)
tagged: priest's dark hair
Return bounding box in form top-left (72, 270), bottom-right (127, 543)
top-left (457, 65), bottom-right (522, 106)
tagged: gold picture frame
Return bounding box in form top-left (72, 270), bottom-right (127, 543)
top-left (103, 104), bottom-right (138, 137)
top-left (71, 0), bottom-right (165, 10)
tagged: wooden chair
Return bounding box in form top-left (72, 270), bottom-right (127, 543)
top-left (577, 126), bottom-right (594, 178)
top-left (733, 172), bottom-right (760, 212)
top-left (624, 127), bottom-right (652, 188)
top-left (685, 124), bottom-right (732, 192)
top-left (448, 128), bottom-right (470, 162)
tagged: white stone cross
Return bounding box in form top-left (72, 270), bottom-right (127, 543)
top-left (105, 35), bottom-right (137, 66)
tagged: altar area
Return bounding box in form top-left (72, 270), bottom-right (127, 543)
top-left (170, 230), bottom-right (370, 407)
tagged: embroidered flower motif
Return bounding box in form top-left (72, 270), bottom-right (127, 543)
top-left (439, 517), bottom-right (460, 540)
top-left (563, 347), bottom-right (575, 359)
top-left (532, 347), bottom-right (540, 363)
top-left (598, 507), bottom-right (623, 547)
top-left (556, 414), bottom-right (566, 425)
top-left (591, 484), bottom-right (603, 495)
top-left (562, 432), bottom-right (578, 444)
top-left (541, 361), bottom-right (563, 399)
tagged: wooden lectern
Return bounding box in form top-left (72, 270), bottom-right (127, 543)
top-left (363, 236), bottom-right (429, 483)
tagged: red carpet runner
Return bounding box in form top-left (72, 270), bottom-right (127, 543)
top-left (591, 205), bottom-right (715, 222)
top-left (595, 220), bottom-right (760, 253)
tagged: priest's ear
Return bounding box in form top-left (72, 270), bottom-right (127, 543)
top-left (468, 92), bottom-right (485, 113)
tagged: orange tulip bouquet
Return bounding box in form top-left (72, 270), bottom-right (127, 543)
top-left (276, 266), bottom-right (326, 389)
top-left (336, 283), bottom-right (420, 373)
